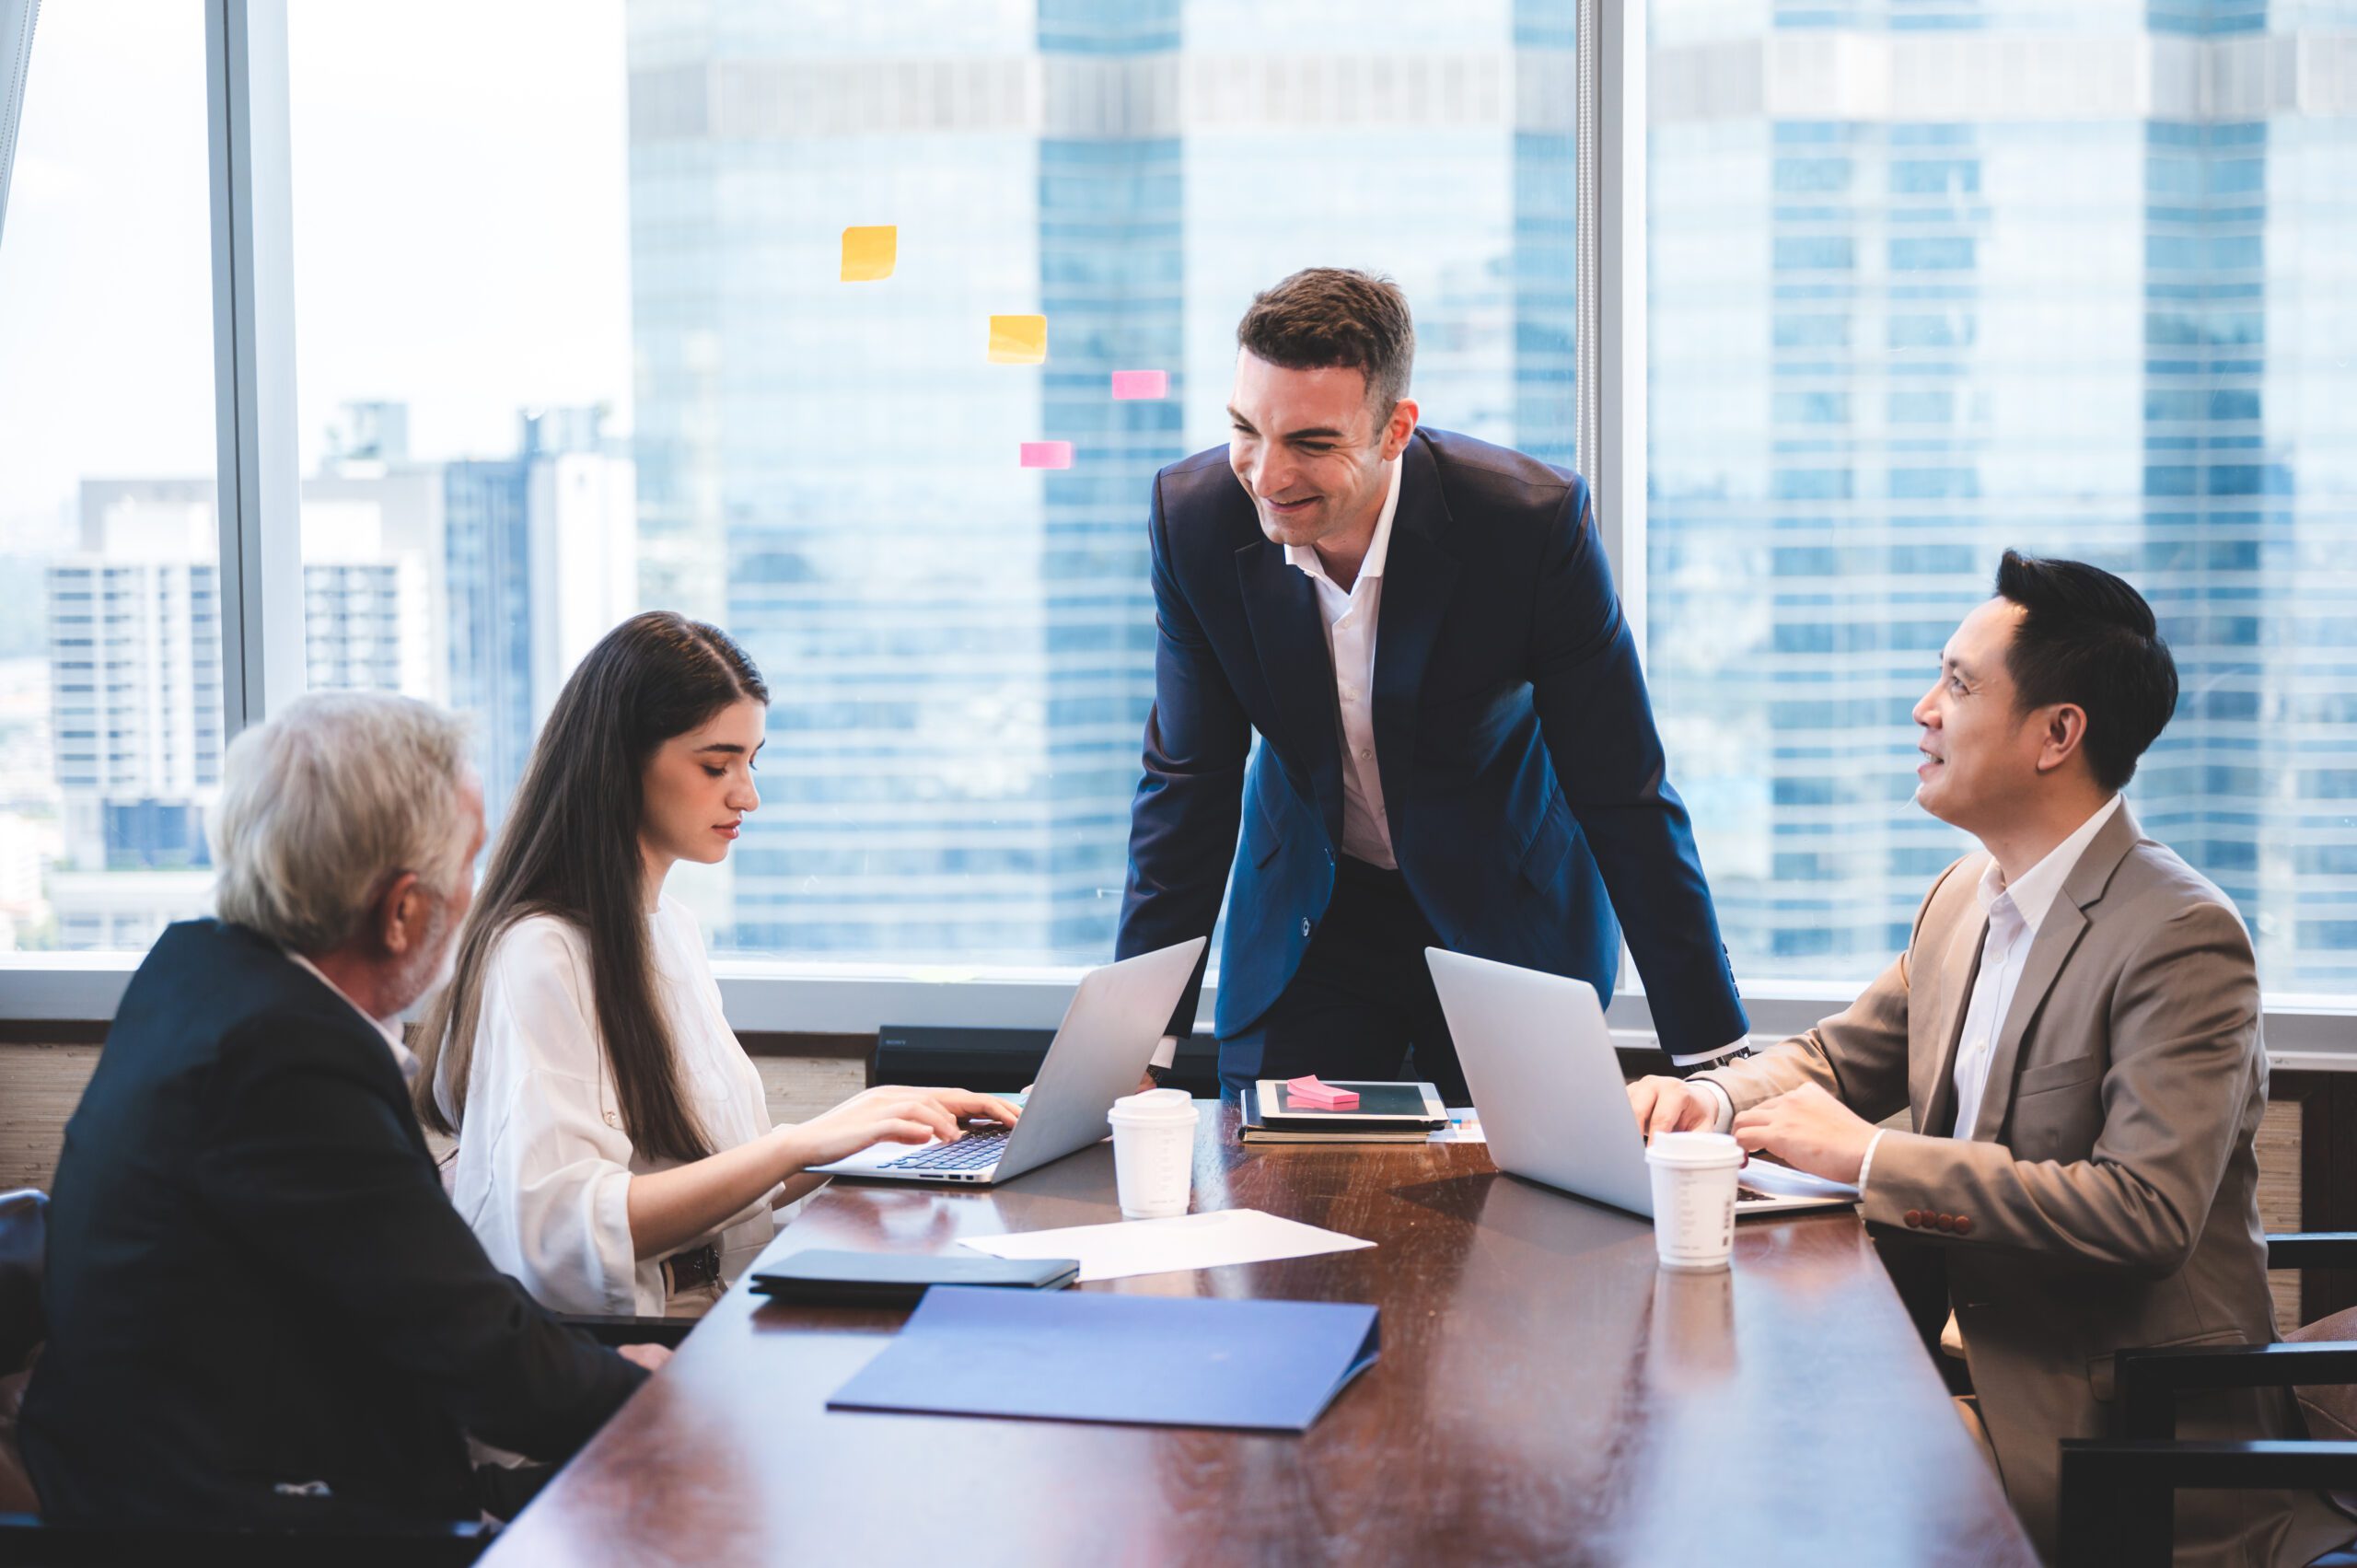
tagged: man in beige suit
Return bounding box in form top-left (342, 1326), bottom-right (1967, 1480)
top-left (1630, 552), bottom-right (2351, 1566)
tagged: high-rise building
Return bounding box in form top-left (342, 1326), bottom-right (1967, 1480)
top-left (443, 405), bottom-right (637, 828)
top-left (300, 460), bottom-right (446, 704)
top-left (40, 407), bottom-right (627, 948)
top-left (0, 653), bottom-right (56, 949)
top-left (48, 482), bottom-right (225, 878)
top-left (44, 481), bottom-right (224, 947)
top-left (443, 454), bottom-right (533, 825)
top-left (1645, 0), bottom-right (2357, 992)
top-left (625, 0), bottom-right (1583, 961)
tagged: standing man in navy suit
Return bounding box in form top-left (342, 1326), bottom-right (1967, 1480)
top-left (1116, 268), bottom-right (1747, 1102)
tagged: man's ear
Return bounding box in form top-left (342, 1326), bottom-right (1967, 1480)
top-left (377, 870), bottom-right (425, 957)
top-left (2035, 703), bottom-right (2090, 776)
top-left (1381, 397), bottom-right (1420, 461)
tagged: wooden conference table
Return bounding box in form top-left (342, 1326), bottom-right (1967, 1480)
top-left (483, 1105), bottom-right (2038, 1567)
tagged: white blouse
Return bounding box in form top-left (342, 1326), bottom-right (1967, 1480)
top-left (439, 894), bottom-right (780, 1316)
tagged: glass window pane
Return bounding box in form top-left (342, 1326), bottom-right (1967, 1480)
top-left (1647, 2), bottom-right (2357, 997)
top-left (0, 6), bottom-right (221, 954)
top-left (291, 0), bottom-right (1579, 964)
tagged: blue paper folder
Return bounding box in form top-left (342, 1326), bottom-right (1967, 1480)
top-left (825, 1286), bottom-right (1380, 1432)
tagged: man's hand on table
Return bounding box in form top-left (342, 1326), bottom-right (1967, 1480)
top-left (618, 1343), bottom-right (673, 1374)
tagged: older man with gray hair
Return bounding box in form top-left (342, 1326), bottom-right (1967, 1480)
top-left (20, 691), bottom-right (657, 1531)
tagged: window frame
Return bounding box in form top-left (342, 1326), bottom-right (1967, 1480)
top-left (4, 0), bottom-right (2352, 1066)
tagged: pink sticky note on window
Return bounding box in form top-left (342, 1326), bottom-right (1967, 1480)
top-left (1110, 369), bottom-right (1168, 400)
top-left (1284, 1074), bottom-right (1360, 1109)
top-left (1019, 441), bottom-right (1074, 470)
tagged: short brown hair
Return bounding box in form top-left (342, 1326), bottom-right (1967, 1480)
top-left (1236, 267), bottom-right (1415, 419)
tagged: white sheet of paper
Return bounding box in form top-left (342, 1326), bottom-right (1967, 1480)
top-left (958, 1209), bottom-right (1374, 1283)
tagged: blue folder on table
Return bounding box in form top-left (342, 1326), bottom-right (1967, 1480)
top-left (826, 1286), bottom-right (1380, 1433)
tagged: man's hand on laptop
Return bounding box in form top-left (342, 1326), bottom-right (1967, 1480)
top-left (783, 1086), bottom-right (1024, 1169)
top-left (1626, 1075), bottom-right (1718, 1140)
top-left (1730, 1084), bottom-right (1875, 1186)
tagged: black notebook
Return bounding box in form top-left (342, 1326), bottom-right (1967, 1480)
top-left (751, 1249), bottom-right (1080, 1307)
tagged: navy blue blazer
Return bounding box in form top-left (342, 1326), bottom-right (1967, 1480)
top-left (20, 919), bottom-right (643, 1527)
top-left (1113, 427), bottom-right (1747, 1057)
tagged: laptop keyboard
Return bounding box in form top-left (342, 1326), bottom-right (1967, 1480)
top-left (879, 1129), bottom-right (1010, 1172)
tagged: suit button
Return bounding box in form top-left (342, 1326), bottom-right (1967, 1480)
top-left (1301, 918), bottom-right (1313, 937)
top-left (1953, 1215), bottom-right (1973, 1237)
top-left (1935, 1214), bottom-right (1956, 1233)
top-left (1902, 1210), bottom-right (1921, 1228)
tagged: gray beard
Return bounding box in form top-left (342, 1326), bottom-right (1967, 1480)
top-left (383, 896), bottom-right (457, 1019)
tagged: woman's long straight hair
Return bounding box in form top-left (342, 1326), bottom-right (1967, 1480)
top-left (414, 610), bottom-right (768, 1162)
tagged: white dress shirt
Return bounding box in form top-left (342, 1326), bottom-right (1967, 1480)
top-left (284, 949), bottom-right (418, 1085)
top-left (1147, 460), bottom-right (1402, 1073)
top-left (1697, 795), bottom-right (2125, 1192)
top-left (1940, 793), bottom-right (2125, 1146)
top-left (438, 894), bottom-right (784, 1315)
top-left (1283, 454), bottom-right (1404, 869)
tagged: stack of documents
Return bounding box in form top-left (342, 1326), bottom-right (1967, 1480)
top-left (826, 1286), bottom-right (1380, 1432)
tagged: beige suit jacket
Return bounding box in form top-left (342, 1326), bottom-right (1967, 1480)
top-left (1700, 806), bottom-right (2351, 1567)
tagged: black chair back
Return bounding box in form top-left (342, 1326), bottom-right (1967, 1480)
top-left (0, 1191), bottom-right (45, 1377)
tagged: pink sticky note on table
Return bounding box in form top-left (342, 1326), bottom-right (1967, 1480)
top-left (1110, 369), bottom-right (1168, 400)
top-left (1019, 441), bottom-right (1074, 470)
top-left (1284, 1075), bottom-right (1360, 1109)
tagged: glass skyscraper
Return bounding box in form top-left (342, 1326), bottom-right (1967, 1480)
top-left (625, 0), bottom-right (1583, 961)
top-left (1647, 0), bottom-right (2357, 992)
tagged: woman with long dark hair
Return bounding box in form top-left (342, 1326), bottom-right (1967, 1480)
top-left (415, 611), bottom-right (1017, 1316)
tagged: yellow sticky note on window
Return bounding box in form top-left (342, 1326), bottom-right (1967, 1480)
top-left (987, 314), bottom-right (1048, 365)
top-left (840, 226), bottom-right (896, 282)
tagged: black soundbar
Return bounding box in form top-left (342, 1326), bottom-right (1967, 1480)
top-left (873, 1024), bottom-right (1223, 1098)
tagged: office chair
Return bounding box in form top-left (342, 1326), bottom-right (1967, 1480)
top-left (2056, 1232), bottom-right (2357, 1567)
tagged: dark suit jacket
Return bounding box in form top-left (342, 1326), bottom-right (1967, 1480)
top-left (1115, 427), bottom-right (1747, 1056)
top-left (20, 919), bottom-right (644, 1527)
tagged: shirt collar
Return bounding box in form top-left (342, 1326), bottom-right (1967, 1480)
top-left (1974, 794), bottom-right (2125, 938)
top-left (284, 949), bottom-right (420, 1085)
top-left (1283, 453), bottom-right (1403, 592)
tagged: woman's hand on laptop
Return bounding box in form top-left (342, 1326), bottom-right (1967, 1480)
top-left (782, 1086), bottom-right (1025, 1170)
top-left (1627, 1075), bottom-right (1718, 1140)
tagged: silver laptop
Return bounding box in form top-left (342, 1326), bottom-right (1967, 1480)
top-left (809, 936), bottom-right (1207, 1186)
top-left (1425, 948), bottom-right (1855, 1218)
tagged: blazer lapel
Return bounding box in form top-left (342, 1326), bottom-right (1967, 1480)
top-left (1965, 805), bottom-right (2142, 1144)
top-left (1235, 539), bottom-right (1345, 846)
top-left (1371, 434), bottom-right (1460, 814)
top-left (1917, 898), bottom-right (1990, 1138)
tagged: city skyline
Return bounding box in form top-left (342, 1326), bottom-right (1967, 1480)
top-left (1, 0), bottom-right (2351, 1001)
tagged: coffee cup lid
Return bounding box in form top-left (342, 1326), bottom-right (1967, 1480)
top-left (1110, 1087), bottom-right (1197, 1121)
top-left (1643, 1131), bottom-right (1744, 1168)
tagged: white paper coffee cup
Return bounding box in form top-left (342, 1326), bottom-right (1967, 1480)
top-left (1644, 1131), bottom-right (1743, 1272)
top-left (1109, 1087), bottom-right (1198, 1220)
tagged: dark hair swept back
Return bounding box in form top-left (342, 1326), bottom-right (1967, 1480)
top-left (1235, 267), bottom-right (1416, 419)
top-left (415, 611), bottom-right (768, 1162)
top-left (1993, 550), bottom-right (2178, 794)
